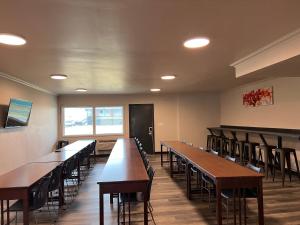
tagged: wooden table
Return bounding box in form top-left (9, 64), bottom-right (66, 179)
top-left (58, 139), bottom-right (95, 152)
top-left (98, 138), bottom-right (149, 225)
top-left (0, 162), bottom-right (60, 225)
top-left (161, 140), bottom-right (264, 225)
top-left (32, 140), bottom-right (95, 204)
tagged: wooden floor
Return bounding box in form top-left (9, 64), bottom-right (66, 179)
top-left (10, 155), bottom-right (300, 224)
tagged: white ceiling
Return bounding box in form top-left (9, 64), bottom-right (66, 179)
top-left (0, 0), bottom-right (300, 94)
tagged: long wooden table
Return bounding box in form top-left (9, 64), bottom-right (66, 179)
top-left (32, 139), bottom-right (95, 205)
top-left (0, 139), bottom-right (95, 225)
top-left (0, 162), bottom-right (60, 225)
top-left (161, 140), bottom-right (264, 225)
top-left (98, 138), bottom-right (149, 225)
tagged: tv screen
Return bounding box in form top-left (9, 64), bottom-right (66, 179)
top-left (5, 98), bottom-right (33, 128)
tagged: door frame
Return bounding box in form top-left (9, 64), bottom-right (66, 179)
top-left (129, 104), bottom-right (155, 154)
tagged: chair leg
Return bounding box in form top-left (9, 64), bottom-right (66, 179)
top-left (286, 152), bottom-right (292, 182)
top-left (148, 202), bottom-right (156, 225)
top-left (293, 151), bottom-right (300, 180)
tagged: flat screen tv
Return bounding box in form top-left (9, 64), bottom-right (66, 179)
top-left (5, 98), bottom-right (33, 128)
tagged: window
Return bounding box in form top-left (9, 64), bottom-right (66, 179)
top-left (63, 107), bottom-right (93, 136)
top-left (95, 106), bottom-right (124, 135)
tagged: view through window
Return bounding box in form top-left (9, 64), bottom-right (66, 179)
top-left (96, 106), bottom-right (123, 134)
top-left (63, 106), bottom-right (123, 136)
top-left (63, 107), bottom-right (93, 136)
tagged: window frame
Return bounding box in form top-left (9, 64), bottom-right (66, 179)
top-left (61, 105), bottom-right (125, 137)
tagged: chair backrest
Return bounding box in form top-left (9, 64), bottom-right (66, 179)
top-left (246, 163), bottom-right (264, 174)
top-left (146, 166), bottom-right (155, 201)
top-left (210, 149), bottom-right (219, 155)
top-left (48, 165), bottom-right (64, 192)
top-left (225, 155), bottom-right (237, 163)
top-left (30, 176), bottom-right (51, 210)
top-left (187, 143), bottom-right (193, 147)
top-left (56, 140), bottom-right (69, 150)
top-left (64, 155), bottom-right (78, 177)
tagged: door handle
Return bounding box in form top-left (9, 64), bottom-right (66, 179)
top-left (148, 127), bottom-right (153, 136)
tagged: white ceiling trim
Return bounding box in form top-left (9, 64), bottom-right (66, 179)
top-left (0, 71), bottom-right (54, 95)
top-left (231, 28), bottom-right (300, 78)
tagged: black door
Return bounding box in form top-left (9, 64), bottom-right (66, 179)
top-left (129, 104), bottom-right (154, 154)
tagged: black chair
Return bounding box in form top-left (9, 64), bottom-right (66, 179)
top-left (200, 148), bottom-right (220, 207)
top-left (118, 166), bottom-right (156, 225)
top-left (63, 156), bottom-right (79, 201)
top-left (47, 165), bottom-right (64, 219)
top-left (221, 163), bottom-right (263, 224)
top-left (9, 177), bottom-right (51, 224)
top-left (56, 140), bottom-right (69, 150)
top-left (225, 155), bottom-right (237, 163)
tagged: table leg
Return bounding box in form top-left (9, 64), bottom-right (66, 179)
top-left (99, 187), bottom-right (104, 225)
top-left (186, 163), bottom-right (191, 200)
top-left (170, 151), bottom-right (174, 178)
top-left (263, 146), bottom-right (268, 179)
top-left (279, 150), bottom-right (285, 187)
top-left (6, 201), bottom-right (9, 225)
top-left (1, 200), bottom-right (4, 225)
top-left (23, 194), bottom-right (29, 225)
top-left (110, 193), bottom-right (113, 204)
top-left (160, 144), bottom-right (163, 167)
top-left (216, 181), bottom-right (222, 225)
top-left (144, 192), bottom-right (148, 225)
top-left (257, 179), bottom-right (264, 225)
top-left (233, 189), bottom-right (236, 225)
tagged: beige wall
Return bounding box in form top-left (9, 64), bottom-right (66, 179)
top-left (57, 92), bottom-right (220, 152)
top-left (221, 77), bottom-right (300, 129)
top-left (220, 77), bottom-right (300, 168)
top-left (0, 77), bottom-right (57, 175)
top-left (178, 93), bottom-right (220, 148)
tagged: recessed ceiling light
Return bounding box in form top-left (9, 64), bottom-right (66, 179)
top-left (50, 74), bottom-right (68, 80)
top-left (161, 75), bottom-right (176, 80)
top-left (0, 33), bottom-right (26, 46)
top-left (76, 88), bottom-right (87, 92)
top-left (150, 88), bottom-right (161, 92)
top-left (183, 37), bottom-right (210, 49)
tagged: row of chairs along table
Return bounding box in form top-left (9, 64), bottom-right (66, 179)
top-left (0, 139), bottom-right (96, 225)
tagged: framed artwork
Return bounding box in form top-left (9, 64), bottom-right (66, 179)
top-left (243, 87), bottom-right (273, 107)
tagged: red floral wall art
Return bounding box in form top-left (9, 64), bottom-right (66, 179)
top-left (243, 87), bottom-right (273, 107)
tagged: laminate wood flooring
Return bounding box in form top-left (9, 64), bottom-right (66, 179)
top-left (7, 155), bottom-right (300, 225)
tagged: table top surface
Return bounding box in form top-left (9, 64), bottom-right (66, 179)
top-left (98, 138), bottom-right (149, 184)
top-left (32, 139), bottom-right (94, 163)
top-left (58, 139), bottom-right (95, 151)
top-left (208, 127), bottom-right (300, 138)
top-left (0, 162), bottom-right (60, 189)
top-left (161, 140), bottom-right (263, 180)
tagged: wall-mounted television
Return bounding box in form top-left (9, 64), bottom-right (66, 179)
top-left (5, 98), bottom-right (33, 128)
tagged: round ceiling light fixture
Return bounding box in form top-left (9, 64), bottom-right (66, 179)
top-left (150, 88), bottom-right (161, 92)
top-left (50, 74), bottom-right (68, 80)
top-left (0, 33), bottom-right (27, 46)
top-left (183, 37), bottom-right (210, 49)
top-left (161, 75), bottom-right (176, 80)
top-left (75, 88), bottom-right (87, 92)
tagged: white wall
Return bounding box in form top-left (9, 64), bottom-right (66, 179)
top-left (0, 77), bottom-right (57, 175)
